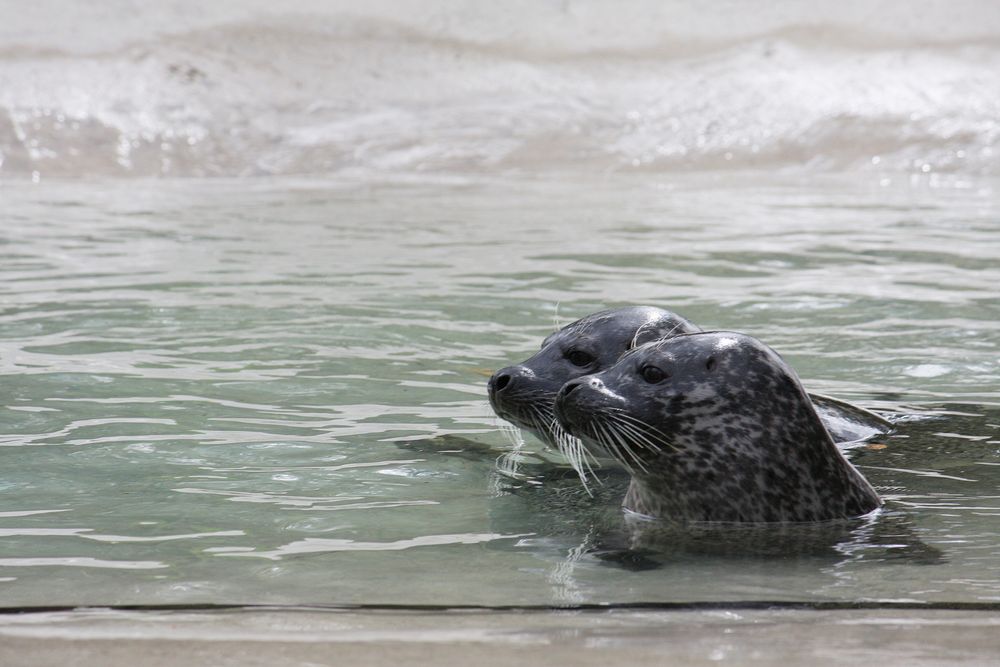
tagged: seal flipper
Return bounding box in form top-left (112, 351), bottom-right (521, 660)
top-left (808, 393), bottom-right (893, 444)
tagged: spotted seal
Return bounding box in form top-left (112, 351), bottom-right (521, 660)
top-left (488, 306), bottom-right (891, 449)
top-left (553, 331), bottom-right (882, 522)
top-left (488, 307), bottom-right (700, 447)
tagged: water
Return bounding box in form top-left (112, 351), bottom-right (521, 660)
top-left (1, 1), bottom-right (1000, 611)
top-left (2, 174), bottom-right (998, 608)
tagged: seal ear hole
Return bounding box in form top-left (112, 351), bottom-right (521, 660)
top-left (706, 357), bottom-right (717, 371)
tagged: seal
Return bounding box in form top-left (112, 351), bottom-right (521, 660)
top-left (488, 306), bottom-right (700, 448)
top-left (488, 306), bottom-right (891, 449)
top-left (553, 331), bottom-right (883, 522)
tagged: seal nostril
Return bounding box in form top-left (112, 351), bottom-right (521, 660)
top-left (493, 374), bottom-right (511, 392)
top-left (561, 381), bottom-right (580, 396)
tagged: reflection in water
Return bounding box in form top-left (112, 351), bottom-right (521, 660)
top-left (0, 177), bottom-right (998, 608)
top-left (469, 402), bottom-right (1000, 601)
top-left (217, 532), bottom-right (533, 561)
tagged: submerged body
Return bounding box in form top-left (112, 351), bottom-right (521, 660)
top-left (488, 306), bottom-right (891, 451)
top-left (553, 331), bottom-right (882, 523)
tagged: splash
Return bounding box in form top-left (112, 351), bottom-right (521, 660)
top-left (1, 1), bottom-right (998, 179)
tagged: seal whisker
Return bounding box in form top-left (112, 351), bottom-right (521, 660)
top-left (630, 318), bottom-right (689, 350)
top-left (604, 420), bottom-right (657, 468)
top-left (612, 420), bottom-right (676, 456)
top-left (525, 404), bottom-right (555, 437)
top-left (594, 420), bottom-right (638, 475)
top-left (615, 427), bottom-right (671, 464)
top-left (608, 411), bottom-right (681, 453)
top-left (554, 422), bottom-right (599, 493)
top-left (505, 389), bottom-right (558, 404)
top-left (497, 419), bottom-right (526, 449)
top-left (601, 418), bottom-right (651, 473)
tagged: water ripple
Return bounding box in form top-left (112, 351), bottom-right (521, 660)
top-left (0, 558), bottom-right (167, 569)
top-left (0, 175), bottom-right (998, 607)
top-left (219, 532), bottom-right (533, 560)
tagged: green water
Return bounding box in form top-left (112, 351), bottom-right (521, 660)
top-left (1, 174), bottom-right (998, 607)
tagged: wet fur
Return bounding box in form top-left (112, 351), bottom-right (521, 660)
top-left (487, 307), bottom-right (891, 470)
top-left (488, 306), bottom-right (700, 449)
top-left (554, 332), bottom-right (883, 523)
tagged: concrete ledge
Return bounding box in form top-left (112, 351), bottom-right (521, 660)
top-left (1, 607), bottom-right (998, 666)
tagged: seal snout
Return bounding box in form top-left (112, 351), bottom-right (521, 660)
top-left (487, 366), bottom-right (537, 413)
top-left (553, 380), bottom-right (584, 433)
top-left (557, 375), bottom-right (602, 399)
top-left (489, 371), bottom-right (512, 393)
top-left (558, 378), bottom-right (581, 397)
top-left (555, 376), bottom-right (617, 436)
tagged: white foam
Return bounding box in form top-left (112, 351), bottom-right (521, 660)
top-left (1, 1), bottom-right (998, 178)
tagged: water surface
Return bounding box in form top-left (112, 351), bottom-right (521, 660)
top-left (2, 173), bottom-right (998, 607)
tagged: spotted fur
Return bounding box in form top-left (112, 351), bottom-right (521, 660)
top-left (487, 307), bottom-right (891, 460)
top-left (553, 331), bottom-right (883, 523)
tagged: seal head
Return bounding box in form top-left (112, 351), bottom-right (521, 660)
top-left (487, 306), bottom-right (700, 446)
top-left (554, 331), bottom-right (882, 523)
top-left (488, 307), bottom-right (891, 450)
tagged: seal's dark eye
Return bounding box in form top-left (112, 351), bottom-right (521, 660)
top-left (640, 365), bottom-right (667, 384)
top-left (565, 349), bottom-right (595, 367)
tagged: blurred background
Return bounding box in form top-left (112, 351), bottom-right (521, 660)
top-left (1, 0), bottom-right (998, 181)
